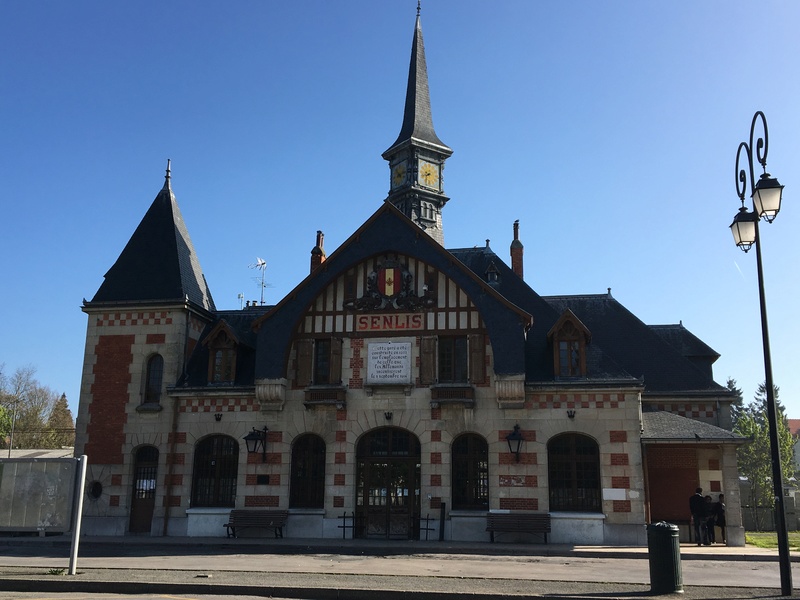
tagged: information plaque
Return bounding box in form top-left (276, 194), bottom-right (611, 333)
top-left (366, 341), bottom-right (412, 385)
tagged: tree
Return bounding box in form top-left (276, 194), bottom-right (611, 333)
top-left (45, 393), bottom-right (75, 448)
top-left (0, 404), bottom-right (11, 448)
top-left (726, 377), bottom-right (745, 430)
top-left (0, 364), bottom-right (74, 450)
top-left (734, 382), bottom-right (795, 530)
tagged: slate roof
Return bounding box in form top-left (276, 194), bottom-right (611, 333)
top-left (90, 170), bottom-right (215, 312)
top-left (650, 324), bottom-right (720, 361)
top-left (650, 323), bottom-right (720, 380)
top-left (450, 246), bottom-right (637, 385)
top-left (642, 410), bottom-right (747, 444)
top-left (544, 294), bottom-right (726, 395)
top-left (382, 12), bottom-right (451, 158)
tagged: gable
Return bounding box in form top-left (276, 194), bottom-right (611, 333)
top-left (254, 203), bottom-right (532, 380)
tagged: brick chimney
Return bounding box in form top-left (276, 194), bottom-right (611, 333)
top-left (310, 230), bottom-right (326, 273)
top-left (510, 220), bottom-right (523, 279)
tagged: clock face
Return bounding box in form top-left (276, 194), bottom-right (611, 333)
top-left (418, 160), bottom-right (440, 189)
top-left (391, 162), bottom-right (407, 188)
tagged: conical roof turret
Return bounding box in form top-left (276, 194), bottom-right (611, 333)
top-left (90, 161), bottom-right (216, 311)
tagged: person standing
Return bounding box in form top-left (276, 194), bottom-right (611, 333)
top-left (705, 495), bottom-right (716, 543)
top-left (689, 487), bottom-right (708, 545)
top-left (714, 493), bottom-right (727, 544)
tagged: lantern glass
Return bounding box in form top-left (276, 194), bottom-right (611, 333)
top-left (243, 429), bottom-right (264, 454)
top-left (730, 207), bottom-right (756, 252)
top-left (505, 424), bottom-right (524, 459)
top-left (752, 173), bottom-right (783, 223)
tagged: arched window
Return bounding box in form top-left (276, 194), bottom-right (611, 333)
top-left (548, 433), bottom-right (601, 512)
top-left (191, 435), bottom-right (238, 507)
top-left (144, 354), bottom-right (164, 404)
top-left (452, 433), bottom-right (488, 510)
top-left (290, 434), bottom-right (326, 508)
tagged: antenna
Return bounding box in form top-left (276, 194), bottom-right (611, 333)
top-left (248, 257), bottom-right (268, 305)
top-left (237, 293), bottom-right (244, 310)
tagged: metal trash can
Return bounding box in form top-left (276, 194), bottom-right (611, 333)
top-left (647, 521), bottom-right (683, 594)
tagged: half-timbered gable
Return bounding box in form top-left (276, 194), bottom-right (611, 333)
top-left (253, 203), bottom-right (532, 410)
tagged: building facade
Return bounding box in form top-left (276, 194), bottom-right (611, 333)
top-left (75, 11), bottom-right (746, 545)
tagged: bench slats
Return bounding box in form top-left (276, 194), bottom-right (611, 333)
top-left (486, 513), bottom-right (550, 543)
top-left (225, 509), bottom-right (289, 539)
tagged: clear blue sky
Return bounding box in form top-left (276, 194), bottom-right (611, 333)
top-left (2, 1), bottom-right (799, 419)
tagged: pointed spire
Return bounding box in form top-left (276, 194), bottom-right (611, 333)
top-left (163, 158), bottom-right (172, 191)
top-left (382, 8), bottom-right (451, 158)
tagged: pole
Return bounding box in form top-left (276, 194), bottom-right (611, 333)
top-left (753, 220), bottom-right (792, 595)
top-left (68, 455), bottom-right (88, 576)
top-left (438, 501), bottom-right (446, 541)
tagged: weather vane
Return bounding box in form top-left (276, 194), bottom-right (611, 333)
top-left (248, 257), bottom-right (267, 306)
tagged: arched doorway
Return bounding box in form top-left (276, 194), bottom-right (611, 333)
top-left (356, 427), bottom-right (420, 539)
top-left (129, 445), bottom-right (158, 533)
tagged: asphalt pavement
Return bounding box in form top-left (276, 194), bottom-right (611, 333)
top-left (0, 534), bottom-right (798, 599)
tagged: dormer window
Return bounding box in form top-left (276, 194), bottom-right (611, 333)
top-left (485, 261), bottom-right (499, 284)
top-left (203, 324), bottom-right (239, 385)
top-left (548, 310), bottom-right (591, 379)
top-left (557, 324), bottom-right (581, 377)
top-left (211, 345), bottom-right (235, 383)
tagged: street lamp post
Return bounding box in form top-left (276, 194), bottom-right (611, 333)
top-left (729, 111), bottom-right (791, 596)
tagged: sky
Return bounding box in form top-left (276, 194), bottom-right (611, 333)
top-left (1, 1), bottom-right (799, 420)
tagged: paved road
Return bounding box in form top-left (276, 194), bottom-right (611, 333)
top-left (0, 537), bottom-right (798, 599)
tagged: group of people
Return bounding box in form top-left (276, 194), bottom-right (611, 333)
top-left (689, 487), bottom-right (726, 545)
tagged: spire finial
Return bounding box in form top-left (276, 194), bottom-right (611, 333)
top-left (417, 0), bottom-right (421, 17)
top-left (164, 159), bottom-right (172, 190)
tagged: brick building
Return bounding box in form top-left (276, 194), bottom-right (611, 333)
top-left (75, 10), bottom-right (746, 545)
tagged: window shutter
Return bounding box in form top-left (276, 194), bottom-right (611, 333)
top-left (420, 336), bottom-right (436, 385)
top-left (295, 339), bottom-right (313, 387)
top-left (329, 337), bottom-right (343, 384)
top-left (469, 334), bottom-right (486, 384)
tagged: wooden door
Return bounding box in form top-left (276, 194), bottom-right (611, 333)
top-left (129, 446), bottom-right (159, 534)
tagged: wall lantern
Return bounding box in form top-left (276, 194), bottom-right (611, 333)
top-left (505, 424), bottom-right (524, 462)
top-left (243, 426), bottom-right (268, 463)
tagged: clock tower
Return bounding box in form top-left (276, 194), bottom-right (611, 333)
top-left (382, 6), bottom-right (452, 246)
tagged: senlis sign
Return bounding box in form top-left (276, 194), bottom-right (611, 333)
top-left (356, 313), bottom-right (424, 332)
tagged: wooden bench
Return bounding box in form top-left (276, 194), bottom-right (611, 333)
top-left (224, 509), bottom-right (289, 539)
top-left (486, 512), bottom-right (550, 543)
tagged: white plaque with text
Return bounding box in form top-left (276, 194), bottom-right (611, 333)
top-left (367, 342), bottom-right (412, 385)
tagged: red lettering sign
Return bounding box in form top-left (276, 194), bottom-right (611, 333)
top-left (356, 313), bottom-right (425, 332)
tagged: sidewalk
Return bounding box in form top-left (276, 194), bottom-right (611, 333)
top-left (0, 535), bottom-right (798, 599)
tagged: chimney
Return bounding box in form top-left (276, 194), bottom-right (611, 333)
top-left (310, 230), bottom-right (326, 273)
top-left (510, 220), bottom-right (523, 279)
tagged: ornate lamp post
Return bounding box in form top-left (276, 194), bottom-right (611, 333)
top-left (729, 111), bottom-right (790, 595)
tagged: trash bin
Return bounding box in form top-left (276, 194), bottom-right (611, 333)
top-left (647, 521), bottom-right (683, 594)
